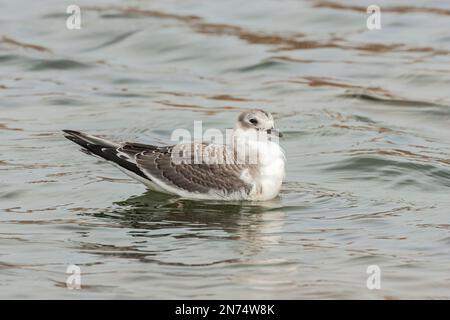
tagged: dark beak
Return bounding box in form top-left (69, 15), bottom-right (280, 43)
top-left (267, 128), bottom-right (283, 138)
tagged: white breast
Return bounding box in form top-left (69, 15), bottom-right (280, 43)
top-left (242, 139), bottom-right (285, 201)
top-left (232, 129), bottom-right (285, 201)
top-left (256, 141), bottom-right (285, 200)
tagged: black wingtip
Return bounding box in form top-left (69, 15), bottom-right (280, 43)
top-left (62, 130), bottom-right (152, 183)
top-left (62, 129), bottom-right (81, 136)
top-left (63, 134), bottom-right (78, 143)
top-left (62, 130), bottom-right (92, 149)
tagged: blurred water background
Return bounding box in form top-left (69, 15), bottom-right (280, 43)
top-left (0, 0), bottom-right (449, 299)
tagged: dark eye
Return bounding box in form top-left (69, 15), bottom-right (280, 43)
top-left (249, 118), bottom-right (258, 125)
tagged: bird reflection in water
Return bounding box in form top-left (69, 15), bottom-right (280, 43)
top-left (78, 191), bottom-right (286, 265)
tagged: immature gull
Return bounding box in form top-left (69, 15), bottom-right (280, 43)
top-left (63, 109), bottom-right (285, 201)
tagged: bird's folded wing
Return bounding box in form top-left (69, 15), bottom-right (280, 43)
top-left (133, 143), bottom-right (254, 194)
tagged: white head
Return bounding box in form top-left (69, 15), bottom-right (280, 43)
top-left (235, 109), bottom-right (282, 138)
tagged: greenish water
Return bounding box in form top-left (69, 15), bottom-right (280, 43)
top-left (0, 0), bottom-right (449, 299)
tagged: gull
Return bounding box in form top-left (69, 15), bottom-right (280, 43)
top-left (63, 109), bottom-right (285, 201)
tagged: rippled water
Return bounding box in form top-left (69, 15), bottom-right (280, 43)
top-left (1, 0), bottom-right (449, 299)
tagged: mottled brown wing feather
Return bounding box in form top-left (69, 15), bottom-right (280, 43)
top-left (134, 143), bottom-right (254, 194)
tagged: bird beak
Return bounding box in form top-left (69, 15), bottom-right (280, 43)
top-left (267, 128), bottom-right (283, 138)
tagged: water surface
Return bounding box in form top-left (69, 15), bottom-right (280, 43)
top-left (1, 0), bottom-right (449, 299)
